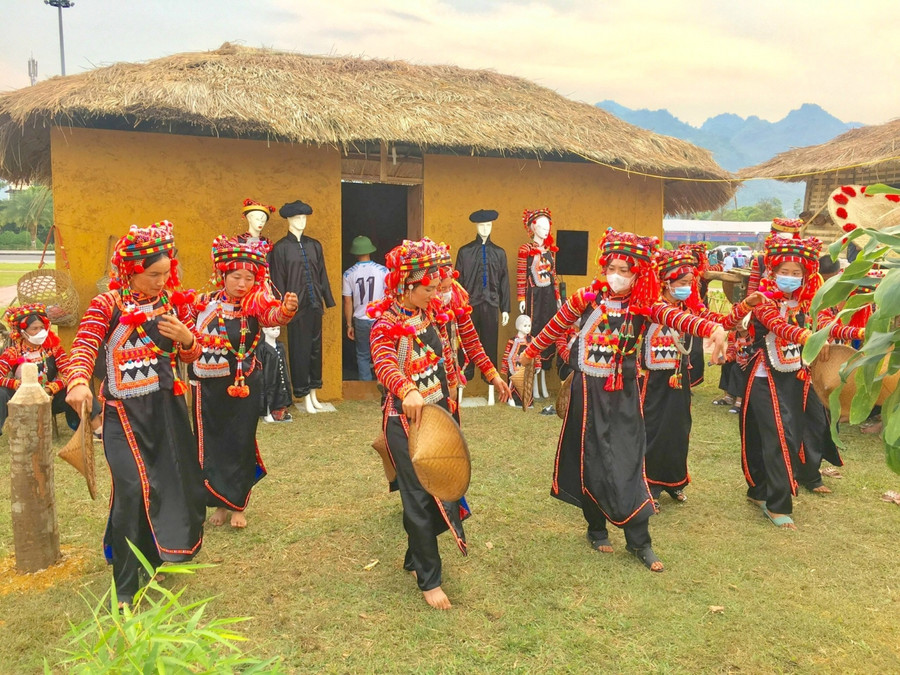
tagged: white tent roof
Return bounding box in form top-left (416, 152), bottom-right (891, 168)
top-left (663, 219), bottom-right (770, 234)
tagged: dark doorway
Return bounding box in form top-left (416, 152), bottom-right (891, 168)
top-left (340, 182), bottom-right (409, 380)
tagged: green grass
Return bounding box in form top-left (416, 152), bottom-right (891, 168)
top-left (1, 375), bottom-right (899, 673)
top-left (0, 261), bottom-right (45, 287)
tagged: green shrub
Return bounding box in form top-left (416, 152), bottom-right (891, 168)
top-left (51, 542), bottom-right (284, 674)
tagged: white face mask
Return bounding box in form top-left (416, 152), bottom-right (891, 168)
top-left (606, 273), bottom-right (635, 294)
top-left (25, 329), bottom-right (48, 346)
top-left (441, 291), bottom-right (453, 306)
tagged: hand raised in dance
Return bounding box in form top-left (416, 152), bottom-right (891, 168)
top-left (158, 314), bottom-right (195, 349)
top-left (282, 292), bottom-right (299, 313)
top-left (402, 389), bottom-right (426, 427)
top-left (743, 291), bottom-right (767, 307)
top-left (491, 375), bottom-right (512, 403)
top-left (709, 326), bottom-right (727, 365)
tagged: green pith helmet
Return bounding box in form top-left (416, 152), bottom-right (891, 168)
top-left (350, 236), bottom-right (377, 255)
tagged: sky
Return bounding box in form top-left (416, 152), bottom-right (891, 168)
top-left (1, 0), bottom-right (898, 127)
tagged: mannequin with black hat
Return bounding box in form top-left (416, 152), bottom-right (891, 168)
top-left (342, 236), bottom-right (388, 381)
top-left (454, 209), bottom-right (510, 406)
top-left (269, 200), bottom-right (336, 414)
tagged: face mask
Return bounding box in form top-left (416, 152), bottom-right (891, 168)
top-left (441, 291), bottom-right (452, 305)
top-left (25, 329), bottom-right (48, 346)
top-left (606, 273), bottom-right (635, 294)
top-left (670, 286), bottom-right (692, 301)
top-left (775, 275), bottom-right (803, 293)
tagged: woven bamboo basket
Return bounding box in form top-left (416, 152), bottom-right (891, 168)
top-left (17, 268), bottom-right (80, 327)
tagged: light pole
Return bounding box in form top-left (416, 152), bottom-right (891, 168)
top-left (44, 0), bottom-right (74, 76)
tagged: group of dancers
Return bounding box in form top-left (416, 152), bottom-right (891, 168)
top-left (0, 214), bottom-right (863, 611)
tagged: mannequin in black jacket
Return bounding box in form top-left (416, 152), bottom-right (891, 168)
top-left (455, 209), bottom-right (510, 406)
top-left (269, 200), bottom-right (335, 414)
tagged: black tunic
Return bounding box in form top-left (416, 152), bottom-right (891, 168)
top-left (268, 232), bottom-right (335, 314)
top-left (191, 297), bottom-right (267, 511)
top-left (257, 339), bottom-right (293, 415)
top-left (455, 235), bottom-right (510, 312)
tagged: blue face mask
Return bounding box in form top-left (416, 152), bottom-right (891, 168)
top-left (775, 274), bottom-right (803, 293)
top-left (670, 286), bottom-right (692, 301)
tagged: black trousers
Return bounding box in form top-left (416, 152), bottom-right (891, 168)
top-left (743, 373), bottom-right (803, 514)
top-left (582, 496), bottom-right (651, 550)
top-left (464, 302), bottom-right (500, 382)
top-left (287, 308), bottom-right (323, 398)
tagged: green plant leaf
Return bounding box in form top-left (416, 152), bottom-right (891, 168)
top-left (864, 183), bottom-right (900, 195)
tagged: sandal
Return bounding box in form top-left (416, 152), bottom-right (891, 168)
top-left (712, 397), bottom-right (734, 406)
top-left (821, 466), bottom-right (843, 479)
top-left (670, 489), bottom-right (687, 503)
top-left (728, 405), bottom-right (740, 414)
top-left (626, 545), bottom-right (664, 572)
top-left (762, 506), bottom-right (796, 529)
top-left (586, 532), bottom-right (613, 553)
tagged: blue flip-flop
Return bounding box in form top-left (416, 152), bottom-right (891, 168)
top-left (762, 506), bottom-right (795, 529)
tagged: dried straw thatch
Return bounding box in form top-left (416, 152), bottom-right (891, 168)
top-left (741, 118), bottom-right (900, 181)
top-left (0, 43), bottom-right (734, 214)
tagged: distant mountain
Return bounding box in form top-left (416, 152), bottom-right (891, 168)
top-left (596, 101), bottom-right (862, 214)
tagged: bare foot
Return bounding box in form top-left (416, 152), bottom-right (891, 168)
top-left (747, 497), bottom-right (765, 508)
top-left (208, 507), bottom-right (228, 526)
top-left (422, 586), bottom-right (452, 610)
top-left (811, 485), bottom-right (832, 494)
top-left (230, 511), bottom-right (247, 528)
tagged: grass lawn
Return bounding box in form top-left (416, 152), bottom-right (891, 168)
top-left (1, 374), bottom-right (899, 673)
top-left (0, 261), bottom-right (45, 288)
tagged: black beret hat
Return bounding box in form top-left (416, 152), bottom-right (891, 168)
top-left (279, 200), bottom-right (313, 218)
top-left (469, 209), bottom-right (499, 223)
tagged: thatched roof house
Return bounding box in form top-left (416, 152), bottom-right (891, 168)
top-left (741, 118), bottom-right (900, 238)
top-left (0, 43), bottom-right (732, 214)
top-left (0, 43), bottom-right (736, 399)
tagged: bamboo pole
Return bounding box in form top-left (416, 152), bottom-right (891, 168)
top-left (8, 362), bottom-right (60, 573)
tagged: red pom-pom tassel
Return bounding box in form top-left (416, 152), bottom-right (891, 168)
top-left (173, 379), bottom-right (189, 396)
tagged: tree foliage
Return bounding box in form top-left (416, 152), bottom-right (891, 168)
top-left (684, 198), bottom-right (785, 222)
top-left (0, 185), bottom-right (53, 247)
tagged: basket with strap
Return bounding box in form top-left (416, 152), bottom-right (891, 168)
top-left (17, 226), bottom-right (80, 327)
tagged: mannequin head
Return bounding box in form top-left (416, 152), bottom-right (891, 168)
top-left (469, 209), bottom-right (498, 242)
top-left (531, 215), bottom-right (550, 242)
top-left (477, 222), bottom-right (493, 240)
top-left (262, 325), bottom-right (280, 345)
top-left (245, 210), bottom-right (269, 238)
top-left (515, 314), bottom-right (532, 336)
top-left (279, 200), bottom-right (313, 238)
top-left (287, 214), bottom-right (307, 238)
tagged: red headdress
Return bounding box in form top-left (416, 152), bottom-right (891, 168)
top-left (2, 303), bottom-right (58, 347)
top-left (678, 243), bottom-right (711, 275)
top-left (523, 208), bottom-right (558, 252)
top-left (656, 248), bottom-right (702, 311)
top-left (109, 221), bottom-right (180, 291)
top-left (210, 235), bottom-right (277, 315)
top-left (367, 237), bottom-right (447, 318)
top-left (241, 198), bottom-right (276, 218)
top-left (770, 218), bottom-right (804, 238)
top-left (761, 234), bottom-right (822, 308)
top-left (592, 228), bottom-right (661, 313)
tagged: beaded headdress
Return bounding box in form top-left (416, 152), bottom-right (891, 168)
top-left (109, 221), bottom-right (179, 290)
top-left (367, 238), bottom-right (446, 319)
top-left (678, 243), bottom-right (711, 274)
top-left (242, 198), bottom-right (275, 218)
top-left (770, 217), bottom-right (804, 237)
top-left (522, 208), bottom-right (557, 251)
top-left (656, 248), bottom-right (702, 311)
top-left (211, 235), bottom-right (270, 282)
top-left (2, 303), bottom-right (50, 338)
top-left (761, 234), bottom-right (822, 307)
top-left (591, 228), bottom-right (661, 312)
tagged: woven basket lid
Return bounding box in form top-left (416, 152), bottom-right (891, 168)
top-left (371, 432), bottom-right (397, 483)
top-left (828, 186), bottom-right (900, 244)
top-left (809, 344), bottom-right (900, 419)
top-left (510, 360), bottom-right (535, 410)
top-left (57, 401), bottom-right (96, 500)
top-left (556, 371), bottom-right (574, 419)
top-left (408, 404), bottom-right (470, 501)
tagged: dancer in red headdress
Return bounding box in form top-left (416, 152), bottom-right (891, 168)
top-left (66, 221), bottom-right (206, 605)
top-left (368, 238), bottom-right (467, 609)
top-left (189, 236), bottom-right (297, 529)
top-left (520, 229), bottom-right (731, 572)
top-left (641, 248), bottom-right (762, 506)
top-left (741, 235), bottom-right (863, 529)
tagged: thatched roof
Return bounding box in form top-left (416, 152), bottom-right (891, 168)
top-left (0, 43), bottom-right (735, 214)
top-left (741, 118), bottom-right (900, 182)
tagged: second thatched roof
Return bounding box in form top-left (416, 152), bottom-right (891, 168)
top-left (0, 43), bottom-right (735, 213)
top-left (741, 117), bottom-right (900, 182)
